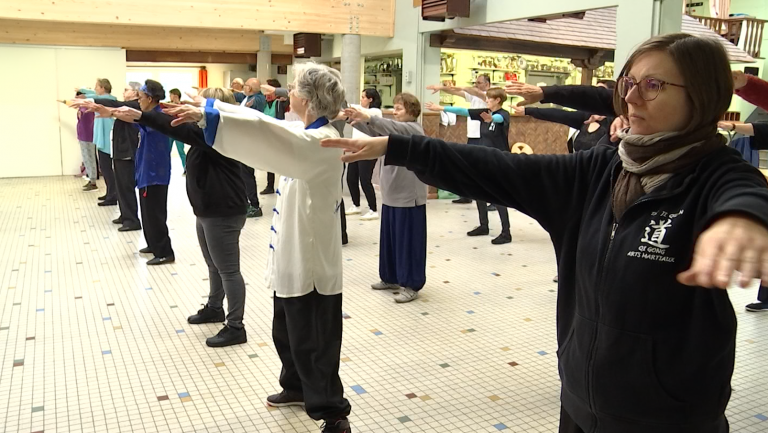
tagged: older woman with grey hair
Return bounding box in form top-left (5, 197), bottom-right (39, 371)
top-left (164, 63), bottom-right (352, 433)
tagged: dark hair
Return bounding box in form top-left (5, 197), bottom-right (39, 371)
top-left (597, 79), bottom-right (616, 90)
top-left (477, 74), bottom-right (491, 85)
top-left (393, 93), bottom-right (421, 118)
top-left (143, 79), bottom-right (166, 103)
top-left (362, 88), bottom-right (382, 109)
top-left (486, 88), bottom-right (507, 105)
top-left (267, 79), bottom-right (282, 88)
top-left (613, 33), bottom-right (732, 133)
top-left (96, 78), bottom-right (112, 94)
top-left (169, 88), bottom-right (182, 98)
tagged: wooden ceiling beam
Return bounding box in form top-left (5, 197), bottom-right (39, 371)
top-left (0, 0), bottom-right (395, 37)
top-left (126, 51), bottom-right (258, 64)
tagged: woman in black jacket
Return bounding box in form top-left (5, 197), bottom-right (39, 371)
top-left (322, 33), bottom-right (768, 433)
top-left (100, 88), bottom-right (250, 349)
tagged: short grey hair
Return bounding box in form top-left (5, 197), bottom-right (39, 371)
top-left (292, 63), bottom-right (346, 120)
top-left (128, 81), bottom-right (141, 91)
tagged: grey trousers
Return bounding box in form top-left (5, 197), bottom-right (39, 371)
top-left (79, 141), bottom-right (98, 181)
top-left (196, 214), bottom-right (247, 328)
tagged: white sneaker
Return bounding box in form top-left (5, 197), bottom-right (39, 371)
top-left (394, 288), bottom-right (419, 303)
top-left (360, 210), bottom-right (379, 221)
top-left (346, 205), bottom-right (361, 215)
top-left (371, 281), bottom-right (400, 290)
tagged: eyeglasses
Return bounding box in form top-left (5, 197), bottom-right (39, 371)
top-left (618, 76), bottom-right (685, 101)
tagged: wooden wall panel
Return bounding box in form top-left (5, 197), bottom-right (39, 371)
top-left (0, 0), bottom-right (396, 37)
top-left (0, 20), bottom-right (294, 53)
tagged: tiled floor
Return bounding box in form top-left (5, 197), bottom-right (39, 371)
top-left (0, 171), bottom-right (766, 433)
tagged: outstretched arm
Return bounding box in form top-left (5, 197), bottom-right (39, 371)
top-left (524, 107), bottom-right (592, 129)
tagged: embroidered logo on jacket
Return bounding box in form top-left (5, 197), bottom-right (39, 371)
top-left (626, 210), bottom-right (684, 263)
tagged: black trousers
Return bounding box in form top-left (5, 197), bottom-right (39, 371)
top-left (340, 198), bottom-right (348, 244)
top-left (559, 407), bottom-right (585, 433)
top-left (97, 151), bottom-right (117, 202)
top-left (240, 164), bottom-right (260, 208)
top-left (273, 290), bottom-right (351, 421)
top-left (758, 286), bottom-right (768, 302)
top-left (139, 185), bottom-right (174, 258)
top-left (266, 172), bottom-right (276, 190)
top-left (346, 160), bottom-right (377, 211)
top-left (477, 201), bottom-right (510, 233)
top-left (114, 159), bottom-right (140, 228)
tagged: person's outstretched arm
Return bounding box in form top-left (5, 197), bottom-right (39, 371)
top-left (198, 99), bottom-right (341, 180)
top-left (734, 72), bottom-right (768, 111)
top-left (442, 106), bottom-right (504, 123)
top-left (523, 107), bottom-right (592, 130)
top-left (541, 85), bottom-right (615, 115)
top-left (138, 110), bottom-right (206, 147)
top-left (383, 134), bottom-right (611, 234)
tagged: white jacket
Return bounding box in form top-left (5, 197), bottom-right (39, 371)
top-left (199, 100), bottom-right (343, 298)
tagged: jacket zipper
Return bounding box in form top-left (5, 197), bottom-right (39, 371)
top-left (583, 184), bottom-right (686, 432)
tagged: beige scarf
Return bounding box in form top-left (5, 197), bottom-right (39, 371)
top-left (612, 128), bottom-right (725, 219)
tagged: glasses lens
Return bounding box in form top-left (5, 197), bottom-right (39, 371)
top-left (618, 77), bottom-right (633, 98)
top-left (641, 79), bottom-right (662, 101)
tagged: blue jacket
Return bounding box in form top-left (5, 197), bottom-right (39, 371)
top-left (730, 136), bottom-right (760, 167)
top-left (135, 105), bottom-right (173, 188)
top-left (243, 92), bottom-right (266, 112)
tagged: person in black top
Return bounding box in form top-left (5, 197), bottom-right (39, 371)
top-left (513, 106), bottom-right (614, 153)
top-left (426, 87), bottom-right (512, 244)
top-left (324, 34), bottom-right (768, 433)
top-left (101, 88), bottom-right (250, 348)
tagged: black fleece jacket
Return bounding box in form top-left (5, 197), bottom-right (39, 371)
top-left (384, 133), bottom-right (768, 433)
top-left (525, 107), bottom-right (614, 153)
top-left (138, 110), bottom-right (246, 218)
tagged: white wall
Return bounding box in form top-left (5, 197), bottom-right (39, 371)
top-left (0, 45), bottom-right (126, 178)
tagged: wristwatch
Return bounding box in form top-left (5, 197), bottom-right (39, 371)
top-left (730, 123), bottom-right (736, 131)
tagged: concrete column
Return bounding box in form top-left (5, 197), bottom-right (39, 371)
top-left (341, 34), bottom-right (362, 136)
top-left (257, 35), bottom-right (272, 81)
top-left (614, 0), bottom-right (655, 74)
top-left (415, 32), bottom-right (441, 110)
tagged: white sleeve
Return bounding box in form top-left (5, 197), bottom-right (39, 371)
top-left (208, 100), bottom-right (341, 181)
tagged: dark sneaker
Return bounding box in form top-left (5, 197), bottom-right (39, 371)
top-left (98, 195), bottom-right (107, 201)
top-left (82, 182), bottom-right (98, 192)
top-left (206, 325), bottom-right (247, 347)
top-left (247, 206), bottom-right (263, 218)
top-left (487, 204), bottom-right (497, 212)
top-left (467, 226), bottom-right (489, 237)
top-left (452, 197), bottom-right (472, 204)
top-left (147, 255), bottom-right (175, 266)
top-left (322, 418), bottom-right (351, 433)
top-left (491, 233), bottom-right (512, 245)
top-left (188, 305), bottom-right (225, 324)
top-left (112, 217), bottom-right (123, 225)
top-left (118, 225), bottom-right (141, 232)
top-left (266, 390), bottom-right (305, 408)
top-left (260, 187), bottom-right (275, 195)
top-left (139, 247), bottom-right (153, 254)
top-left (745, 302), bottom-right (768, 312)
top-left (98, 201), bottom-right (117, 207)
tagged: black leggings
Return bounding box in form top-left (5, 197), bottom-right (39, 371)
top-left (346, 160), bottom-right (377, 211)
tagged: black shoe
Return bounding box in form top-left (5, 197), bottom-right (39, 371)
top-left (491, 233), bottom-right (512, 245)
top-left (452, 197), bottom-right (472, 204)
top-left (112, 217), bottom-right (123, 225)
top-left (139, 247), bottom-right (153, 254)
top-left (247, 206), bottom-right (263, 218)
top-left (266, 390), bottom-right (305, 408)
top-left (487, 204), bottom-right (497, 212)
top-left (467, 226), bottom-right (489, 237)
top-left (98, 195), bottom-right (107, 201)
top-left (746, 302), bottom-right (768, 312)
top-left (260, 187), bottom-right (275, 195)
top-left (118, 225), bottom-right (141, 232)
top-left (322, 418), bottom-right (351, 433)
top-left (188, 305), bottom-right (225, 324)
top-left (98, 201), bottom-right (117, 207)
top-left (147, 255), bottom-right (175, 266)
top-left (342, 235), bottom-right (349, 245)
top-left (206, 325), bottom-right (247, 347)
